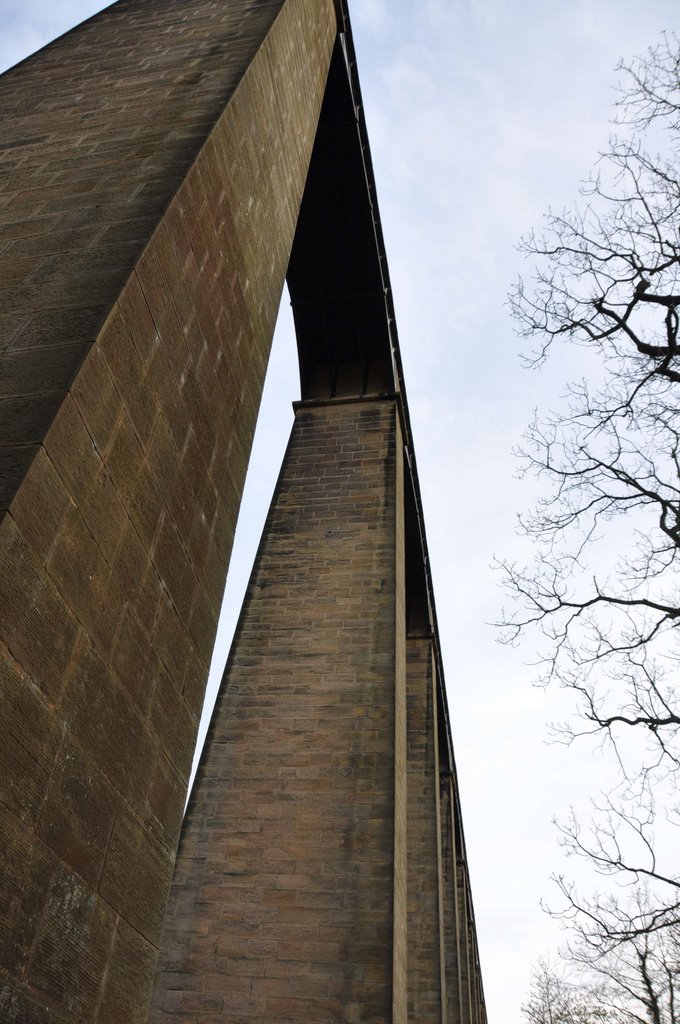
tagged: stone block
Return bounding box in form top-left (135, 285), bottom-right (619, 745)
top-left (37, 739), bottom-right (119, 887)
top-left (100, 807), bottom-right (174, 946)
top-left (146, 750), bottom-right (185, 853)
top-left (0, 649), bottom-right (63, 824)
top-left (0, 804), bottom-right (55, 976)
top-left (95, 918), bottom-right (157, 1024)
top-left (9, 446), bottom-right (71, 563)
top-left (148, 669), bottom-right (198, 782)
top-left (47, 504), bottom-right (113, 652)
top-left (27, 866), bottom-right (116, 1021)
top-left (62, 640), bottom-right (154, 813)
top-left (0, 514), bottom-right (80, 702)
top-left (70, 346), bottom-right (122, 459)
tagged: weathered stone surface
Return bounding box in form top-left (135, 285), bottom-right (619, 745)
top-left (62, 640), bottom-right (156, 814)
top-left (0, 515), bottom-right (80, 702)
top-left (100, 807), bottom-right (175, 947)
top-left (27, 867), bottom-right (117, 1021)
top-left (150, 399), bottom-right (403, 1023)
top-left (0, 979), bottom-right (67, 1024)
top-left (407, 639), bottom-right (445, 1021)
top-left (0, 805), bottom-right (55, 977)
top-left (0, 0), bottom-right (307, 512)
top-left (0, 650), bottom-right (62, 825)
top-left (36, 740), bottom-right (119, 887)
top-left (96, 919), bottom-right (157, 1024)
top-left (0, 1), bottom-right (336, 1020)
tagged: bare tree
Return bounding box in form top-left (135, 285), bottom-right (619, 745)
top-left (524, 912), bottom-right (680, 1024)
top-left (578, 914), bottom-right (680, 1024)
top-left (521, 957), bottom-right (610, 1024)
top-left (501, 34), bottom-right (680, 943)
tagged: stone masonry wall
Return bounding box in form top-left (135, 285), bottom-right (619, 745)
top-left (0, 1), bottom-right (337, 1021)
top-left (0, 0), bottom-right (290, 510)
top-left (406, 638), bottom-right (445, 1021)
top-left (441, 773), bottom-right (488, 1024)
top-left (150, 398), bottom-right (404, 1023)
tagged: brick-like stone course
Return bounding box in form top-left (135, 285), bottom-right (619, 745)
top-left (151, 399), bottom-right (404, 1023)
top-left (0, 0), bottom-right (336, 1019)
top-left (440, 772), bottom-right (487, 1024)
top-left (406, 638), bottom-right (445, 1021)
top-left (441, 779), bottom-right (464, 1024)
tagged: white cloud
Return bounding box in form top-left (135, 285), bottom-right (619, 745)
top-left (351, 0), bottom-right (390, 35)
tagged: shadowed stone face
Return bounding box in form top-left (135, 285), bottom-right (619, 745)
top-left (0, 0), bottom-right (290, 513)
top-left (0, 0), bottom-right (336, 1019)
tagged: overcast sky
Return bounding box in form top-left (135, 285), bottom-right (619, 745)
top-left (2, 1), bottom-right (679, 1020)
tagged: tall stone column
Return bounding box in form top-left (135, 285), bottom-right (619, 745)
top-left (0, 1), bottom-right (336, 1020)
top-left (151, 397), bottom-right (408, 1023)
top-left (406, 637), bottom-right (447, 1021)
top-left (441, 779), bottom-right (465, 1024)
